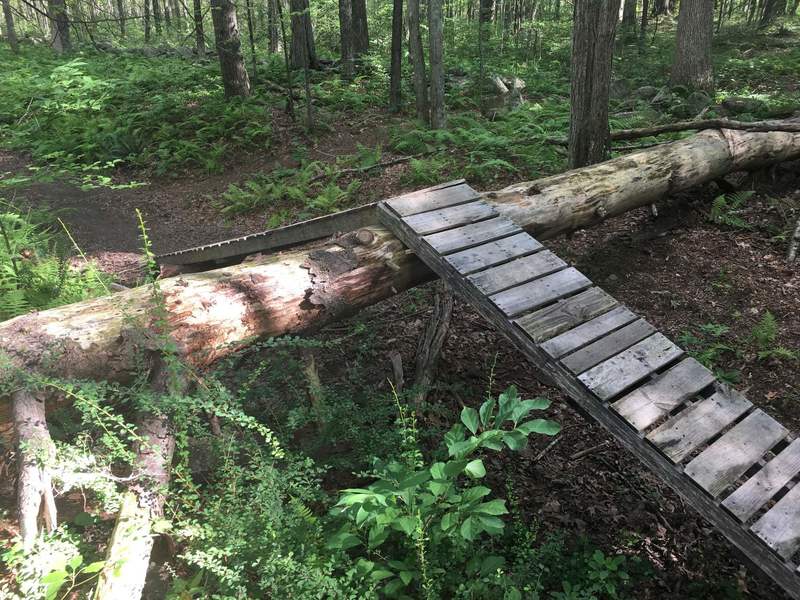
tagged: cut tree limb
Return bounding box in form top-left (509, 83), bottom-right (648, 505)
top-left (412, 281), bottom-right (454, 406)
top-left (1, 128), bottom-right (800, 397)
top-left (12, 389), bottom-right (57, 550)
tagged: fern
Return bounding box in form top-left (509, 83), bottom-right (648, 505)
top-left (709, 191), bottom-right (755, 229)
top-left (751, 311), bottom-right (778, 350)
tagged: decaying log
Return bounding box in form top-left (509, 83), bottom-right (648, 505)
top-left (1, 128), bottom-right (800, 394)
top-left (608, 117), bottom-right (800, 141)
top-left (93, 360), bottom-right (180, 600)
top-left (788, 214), bottom-right (800, 263)
top-left (12, 389), bottom-right (57, 550)
top-left (412, 282), bottom-right (453, 407)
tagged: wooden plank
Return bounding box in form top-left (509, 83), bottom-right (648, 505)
top-left (490, 268), bottom-right (592, 317)
top-left (424, 217), bottom-right (520, 254)
top-left (377, 203), bottom-right (800, 599)
top-left (540, 306), bottom-right (639, 359)
top-left (386, 180), bottom-right (477, 217)
top-left (611, 358), bottom-right (716, 431)
top-left (444, 233), bottom-right (542, 275)
top-left (752, 483), bottom-right (800, 560)
top-left (561, 319), bottom-right (657, 375)
top-left (578, 333), bottom-right (684, 401)
top-left (645, 387), bottom-right (752, 463)
top-left (402, 201), bottom-right (495, 235)
top-left (514, 287), bottom-right (618, 342)
top-left (723, 439), bottom-right (800, 522)
top-left (685, 410), bottom-right (788, 498)
top-left (468, 251), bottom-right (566, 296)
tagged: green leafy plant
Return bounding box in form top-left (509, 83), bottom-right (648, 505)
top-left (678, 323), bottom-right (741, 384)
top-left (751, 311), bottom-right (798, 361)
top-left (329, 386), bottom-right (559, 597)
top-left (709, 191), bottom-right (755, 229)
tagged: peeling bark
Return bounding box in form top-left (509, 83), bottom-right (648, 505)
top-left (12, 389), bottom-right (57, 550)
top-left (412, 282), bottom-right (453, 406)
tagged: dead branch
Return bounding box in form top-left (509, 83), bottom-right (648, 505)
top-left (412, 282), bottom-right (454, 407)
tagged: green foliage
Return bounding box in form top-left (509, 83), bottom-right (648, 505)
top-left (0, 204), bottom-right (110, 321)
top-left (678, 323), bottom-right (741, 384)
top-left (330, 386), bottom-right (559, 598)
top-left (751, 311), bottom-right (798, 361)
top-left (709, 191), bottom-right (755, 229)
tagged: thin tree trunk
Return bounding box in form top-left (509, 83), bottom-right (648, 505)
top-left (671, 0), bottom-right (714, 90)
top-left (245, 0), bottom-right (258, 83)
top-left (639, 0), bottom-right (650, 51)
top-left (338, 0), bottom-right (354, 79)
top-left (144, 0), bottom-right (151, 41)
top-left (407, 0), bottom-right (429, 123)
top-left (621, 0), bottom-right (637, 39)
top-left (116, 0), bottom-right (126, 35)
top-left (267, 0), bottom-right (278, 52)
top-left (428, 0), bottom-right (446, 128)
top-left (568, 0), bottom-right (621, 168)
top-left (211, 0), bottom-right (251, 97)
top-left (3, 128), bottom-right (800, 392)
top-left (276, 0), bottom-right (295, 118)
top-left (2, 0), bottom-right (18, 52)
top-left (351, 0), bottom-right (368, 56)
top-left (389, 0), bottom-right (403, 112)
top-left (48, 0), bottom-right (71, 53)
top-left (12, 390), bottom-right (57, 550)
top-left (152, 0), bottom-right (162, 34)
top-left (193, 0), bottom-right (204, 56)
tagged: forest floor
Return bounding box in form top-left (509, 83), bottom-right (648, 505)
top-left (2, 114), bottom-right (799, 596)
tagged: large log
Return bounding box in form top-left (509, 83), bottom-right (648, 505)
top-left (1, 128), bottom-right (799, 389)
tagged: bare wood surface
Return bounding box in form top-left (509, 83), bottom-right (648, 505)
top-left (608, 118), bottom-right (800, 142)
top-left (578, 333), bottom-right (683, 401)
top-left (561, 319), bottom-right (656, 375)
top-left (645, 388), bottom-right (751, 463)
top-left (752, 483), bottom-right (800, 560)
top-left (468, 251), bottom-right (565, 295)
top-left (404, 201), bottom-right (495, 235)
top-left (722, 439), bottom-right (800, 522)
top-left (540, 306), bottom-right (638, 359)
top-left (515, 287), bottom-right (618, 342)
top-left (385, 179), bottom-right (476, 216)
top-left (685, 410), bottom-right (788, 498)
top-left (424, 216), bottom-right (520, 254)
top-left (490, 268), bottom-right (592, 317)
top-left (610, 358), bottom-right (715, 431)
top-left (412, 282), bottom-right (454, 406)
top-left (445, 232), bottom-right (541, 275)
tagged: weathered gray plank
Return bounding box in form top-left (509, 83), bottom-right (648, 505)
top-left (685, 410), bottom-right (788, 498)
top-left (514, 287), bottom-right (619, 342)
top-left (723, 439), bottom-right (800, 523)
top-left (468, 251), bottom-right (566, 296)
top-left (377, 201), bottom-right (800, 600)
top-left (386, 180), bottom-right (477, 217)
top-left (561, 319), bottom-right (656, 375)
top-left (424, 217), bottom-right (521, 255)
top-left (540, 306), bottom-right (639, 359)
top-left (610, 358), bottom-right (716, 431)
top-left (490, 268), bottom-right (592, 317)
top-left (578, 333), bottom-right (684, 401)
top-left (403, 201), bottom-right (495, 235)
top-left (645, 387), bottom-right (752, 463)
top-left (752, 484), bottom-right (800, 559)
top-left (444, 233), bottom-right (542, 275)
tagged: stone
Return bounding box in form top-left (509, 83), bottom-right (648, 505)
top-left (634, 85), bottom-right (660, 101)
top-left (721, 96), bottom-right (767, 115)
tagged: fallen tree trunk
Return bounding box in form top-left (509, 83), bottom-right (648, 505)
top-left (609, 117), bottom-right (800, 141)
top-left (1, 128), bottom-right (799, 393)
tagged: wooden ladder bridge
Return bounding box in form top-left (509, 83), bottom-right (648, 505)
top-left (377, 180), bottom-right (800, 599)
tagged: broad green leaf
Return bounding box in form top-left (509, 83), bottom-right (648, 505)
top-left (443, 459), bottom-right (468, 477)
top-left (477, 514), bottom-right (505, 535)
top-left (356, 558), bottom-right (375, 574)
top-left (370, 569), bottom-right (394, 582)
top-left (517, 418), bottom-right (561, 436)
top-left (465, 458), bottom-right (486, 479)
top-left (441, 511), bottom-right (457, 531)
top-left (461, 406), bottom-right (480, 435)
top-left (460, 516), bottom-right (476, 541)
top-left (511, 397), bottom-right (551, 423)
top-left (356, 505), bottom-right (370, 526)
top-left (42, 570), bottom-right (67, 600)
top-left (368, 524), bottom-right (389, 549)
top-left (495, 385), bottom-right (518, 426)
top-left (448, 438), bottom-right (480, 459)
top-left (384, 578), bottom-right (406, 595)
top-left (393, 516), bottom-right (417, 536)
top-left (67, 554), bottom-right (83, 571)
top-left (502, 430), bottom-right (528, 451)
top-left (399, 570), bottom-right (415, 585)
top-left (475, 499), bottom-right (508, 516)
top-left (82, 561), bottom-right (105, 574)
top-left (399, 469), bottom-right (431, 490)
top-left (430, 462), bottom-right (446, 479)
top-left (461, 486), bottom-right (491, 503)
top-left (429, 480), bottom-right (450, 496)
top-left (326, 531), bottom-right (361, 550)
top-left (479, 397), bottom-right (496, 427)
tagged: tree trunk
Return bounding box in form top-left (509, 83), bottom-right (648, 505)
top-left (245, 0), bottom-right (258, 83)
top-left (351, 0), bottom-right (368, 56)
top-left (338, 0), bottom-right (354, 80)
top-left (48, 0), bottom-right (71, 53)
top-left (389, 0), bottom-right (403, 111)
top-left (2, 128), bottom-right (800, 395)
top-left (671, 0), bottom-right (714, 90)
top-left (639, 0), bottom-right (650, 50)
top-left (2, 0), bottom-right (18, 52)
top-left (407, 0), bottom-right (429, 123)
top-left (759, 0), bottom-right (787, 26)
top-left (152, 0), bottom-right (162, 34)
top-left (289, 0), bottom-right (317, 69)
top-left (193, 0), bottom-right (205, 56)
top-left (12, 390), bottom-right (57, 550)
top-left (116, 0), bottom-right (126, 36)
top-left (621, 0), bottom-right (637, 39)
top-left (268, 0), bottom-right (278, 52)
top-left (211, 0), bottom-right (251, 98)
top-left (428, 0), bottom-right (446, 128)
top-left (568, 0), bottom-right (621, 168)
top-left (144, 0), bottom-right (151, 42)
